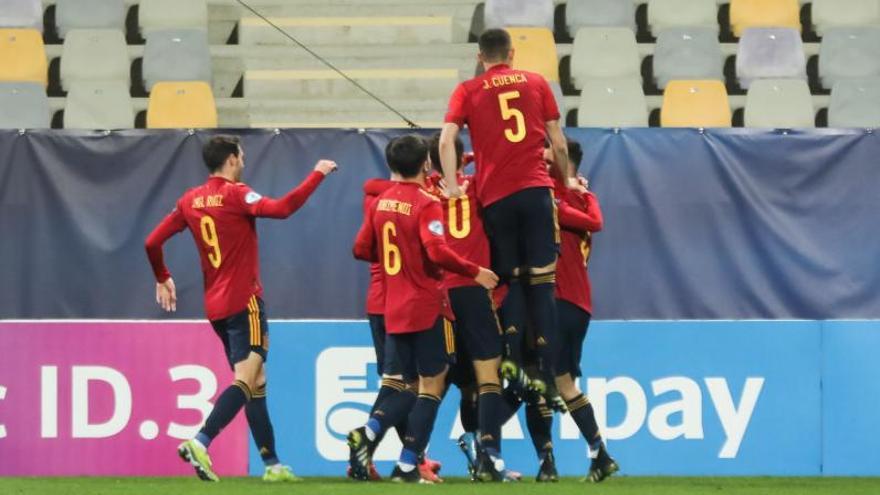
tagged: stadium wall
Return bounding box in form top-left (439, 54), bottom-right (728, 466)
top-left (0, 320), bottom-right (878, 476)
top-left (1, 129), bottom-right (878, 320)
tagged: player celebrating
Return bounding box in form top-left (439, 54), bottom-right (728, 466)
top-left (144, 135), bottom-right (336, 482)
top-left (349, 135), bottom-right (498, 483)
top-left (439, 28), bottom-right (570, 401)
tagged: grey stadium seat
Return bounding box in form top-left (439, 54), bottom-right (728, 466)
top-left (60, 29), bottom-right (130, 91)
top-left (0, 0), bottom-right (42, 31)
top-left (812, 0), bottom-right (880, 37)
top-left (654, 27), bottom-right (724, 90)
top-left (577, 77), bottom-right (648, 127)
top-left (736, 27), bottom-right (806, 90)
top-left (648, 0), bottom-right (719, 35)
top-left (0, 82), bottom-right (50, 128)
top-left (484, 0), bottom-right (553, 30)
top-left (819, 27), bottom-right (880, 90)
top-left (142, 29), bottom-right (211, 92)
top-left (570, 27), bottom-right (641, 89)
top-left (138, 0), bottom-right (208, 35)
top-left (55, 0), bottom-right (125, 39)
top-left (566, 0), bottom-right (637, 36)
top-left (64, 81), bottom-right (134, 129)
top-left (745, 79), bottom-right (814, 128)
top-left (828, 78), bottom-right (880, 128)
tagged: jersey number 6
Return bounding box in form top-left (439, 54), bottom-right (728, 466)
top-left (200, 216), bottom-right (222, 269)
top-left (382, 221), bottom-right (402, 276)
top-left (499, 91), bottom-right (526, 143)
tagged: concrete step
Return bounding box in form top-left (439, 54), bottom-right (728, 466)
top-left (240, 15), bottom-right (458, 46)
top-left (244, 67), bottom-right (460, 98)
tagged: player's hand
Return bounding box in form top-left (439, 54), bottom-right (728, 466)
top-left (156, 278), bottom-right (177, 312)
top-left (567, 176), bottom-right (587, 193)
top-left (441, 180), bottom-right (466, 199)
top-left (314, 160), bottom-right (338, 176)
top-left (474, 267), bottom-right (499, 290)
top-left (578, 176), bottom-right (590, 190)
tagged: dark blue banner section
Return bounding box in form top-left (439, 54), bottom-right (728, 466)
top-left (1, 129), bottom-right (878, 319)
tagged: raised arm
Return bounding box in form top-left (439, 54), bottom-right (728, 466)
top-left (558, 191), bottom-right (603, 234)
top-left (353, 198), bottom-right (378, 263)
top-left (244, 160), bottom-right (337, 219)
top-left (439, 123), bottom-right (463, 198)
top-left (546, 120), bottom-right (569, 183)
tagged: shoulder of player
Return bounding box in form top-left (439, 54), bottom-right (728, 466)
top-left (417, 187), bottom-right (441, 203)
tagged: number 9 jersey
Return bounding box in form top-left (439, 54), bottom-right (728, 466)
top-left (444, 64), bottom-right (561, 208)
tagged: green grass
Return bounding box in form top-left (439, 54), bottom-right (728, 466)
top-left (2, 477), bottom-right (880, 495)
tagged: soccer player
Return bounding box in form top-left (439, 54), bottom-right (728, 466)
top-left (546, 138), bottom-right (619, 482)
top-left (427, 133), bottom-right (513, 481)
top-left (439, 28), bottom-right (571, 401)
top-left (349, 135), bottom-right (498, 483)
top-left (144, 135), bottom-right (336, 482)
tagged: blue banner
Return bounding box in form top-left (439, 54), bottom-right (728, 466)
top-left (251, 320), bottom-right (835, 477)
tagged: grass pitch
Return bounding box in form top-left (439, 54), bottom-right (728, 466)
top-left (2, 477), bottom-right (880, 495)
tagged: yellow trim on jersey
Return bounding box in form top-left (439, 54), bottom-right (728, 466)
top-left (443, 319), bottom-right (455, 355)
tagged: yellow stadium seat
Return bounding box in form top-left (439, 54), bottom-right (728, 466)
top-left (506, 27), bottom-right (559, 82)
top-left (0, 29), bottom-right (48, 87)
top-left (661, 80), bottom-right (731, 127)
top-left (147, 81), bottom-right (217, 129)
top-left (729, 0), bottom-right (801, 37)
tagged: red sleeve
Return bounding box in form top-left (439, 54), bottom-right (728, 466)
top-left (238, 171), bottom-right (325, 219)
top-left (444, 83), bottom-right (469, 127)
top-left (363, 178), bottom-right (394, 197)
top-left (582, 191), bottom-right (604, 232)
top-left (420, 202), bottom-right (480, 278)
top-left (353, 198), bottom-right (378, 262)
top-left (144, 205), bottom-right (187, 283)
top-left (539, 76), bottom-right (561, 122)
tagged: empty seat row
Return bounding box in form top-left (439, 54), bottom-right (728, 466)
top-left (0, 81), bottom-right (217, 129)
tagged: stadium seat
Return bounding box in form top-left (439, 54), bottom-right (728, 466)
top-left (0, 82), bottom-right (50, 128)
top-left (654, 27), bottom-right (724, 90)
top-left (577, 77), bottom-right (649, 127)
top-left (64, 81), bottom-right (134, 129)
top-left (566, 0), bottom-right (637, 35)
top-left (736, 28), bottom-right (806, 90)
top-left (812, 0), bottom-right (880, 37)
top-left (484, 0), bottom-right (554, 31)
top-left (729, 0), bottom-right (800, 38)
top-left (828, 78), bottom-right (880, 128)
top-left (0, 0), bottom-right (42, 31)
top-left (60, 29), bottom-right (130, 91)
top-left (819, 27), bottom-right (880, 90)
top-left (142, 29), bottom-right (212, 92)
top-left (138, 0), bottom-right (208, 35)
top-left (55, 0), bottom-right (126, 39)
top-left (507, 28), bottom-right (559, 82)
top-left (648, 0), bottom-right (719, 35)
top-left (570, 27), bottom-right (640, 89)
top-left (0, 29), bottom-right (47, 87)
top-left (744, 79), bottom-right (815, 128)
top-left (661, 80), bottom-right (732, 127)
top-left (147, 81), bottom-right (217, 129)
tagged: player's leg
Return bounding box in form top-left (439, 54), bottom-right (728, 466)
top-left (526, 400), bottom-right (558, 482)
top-left (553, 301), bottom-right (618, 483)
top-left (368, 315), bottom-right (411, 446)
top-left (447, 325), bottom-right (478, 479)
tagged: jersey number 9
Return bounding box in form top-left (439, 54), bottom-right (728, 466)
top-left (200, 216), bottom-right (222, 269)
top-left (499, 91), bottom-right (526, 143)
top-left (382, 221), bottom-right (402, 276)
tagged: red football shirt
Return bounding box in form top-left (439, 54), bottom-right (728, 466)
top-left (353, 182), bottom-right (480, 334)
top-left (146, 172), bottom-right (324, 321)
top-left (362, 178), bottom-right (396, 315)
top-left (553, 180), bottom-right (604, 315)
top-left (427, 174), bottom-right (491, 289)
top-left (445, 64), bottom-right (561, 207)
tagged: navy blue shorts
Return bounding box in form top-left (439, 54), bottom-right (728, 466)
top-left (449, 286), bottom-right (503, 361)
top-left (210, 296), bottom-right (268, 370)
top-left (385, 318), bottom-right (455, 381)
top-left (555, 300), bottom-right (590, 378)
top-left (483, 187), bottom-right (559, 278)
top-left (368, 314), bottom-right (387, 377)
top-left (448, 325), bottom-right (475, 388)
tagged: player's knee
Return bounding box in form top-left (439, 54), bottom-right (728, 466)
top-left (473, 359), bottom-right (501, 386)
top-left (418, 371), bottom-right (448, 396)
top-left (555, 373), bottom-right (580, 400)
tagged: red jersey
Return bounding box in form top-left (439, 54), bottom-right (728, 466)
top-left (553, 180), bottom-right (604, 314)
top-left (353, 182), bottom-right (480, 334)
top-left (145, 171), bottom-right (325, 321)
top-left (362, 178), bottom-right (396, 315)
top-left (426, 174), bottom-right (491, 290)
top-left (445, 64), bottom-right (561, 207)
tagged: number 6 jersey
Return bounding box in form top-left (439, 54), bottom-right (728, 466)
top-left (145, 172), bottom-right (325, 321)
top-left (444, 63), bottom-right (560, 207)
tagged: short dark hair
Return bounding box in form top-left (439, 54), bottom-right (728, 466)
top-left (479, 29), bottom-right (512, 62)
top-left (567, 137), bottom-right (583, 169)
top-left (428, 131), bottom-right (464, 174)
top-left (202, 135), bottom-right (241, 173)
top-left (385, 134), bottom-right (428, 178)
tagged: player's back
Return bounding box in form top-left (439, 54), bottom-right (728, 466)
top-left (446, 65), bottom-right (560, 206)
top-left (372, 182), bottom-right (451, 333)
top-left (177, 176), bottom-right (261, 320)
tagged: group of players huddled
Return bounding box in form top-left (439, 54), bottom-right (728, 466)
top-left (144, 28), bottom-right (615, 484)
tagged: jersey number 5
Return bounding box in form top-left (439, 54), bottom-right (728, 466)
top-left (382, 221), bottom-right (402, 276)
top-left (499, 91), bottom-right (526, 143)
top-left (448, 196), bottom-right (471, 239)
top-left (200, 216), bottom-right (222, 269)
